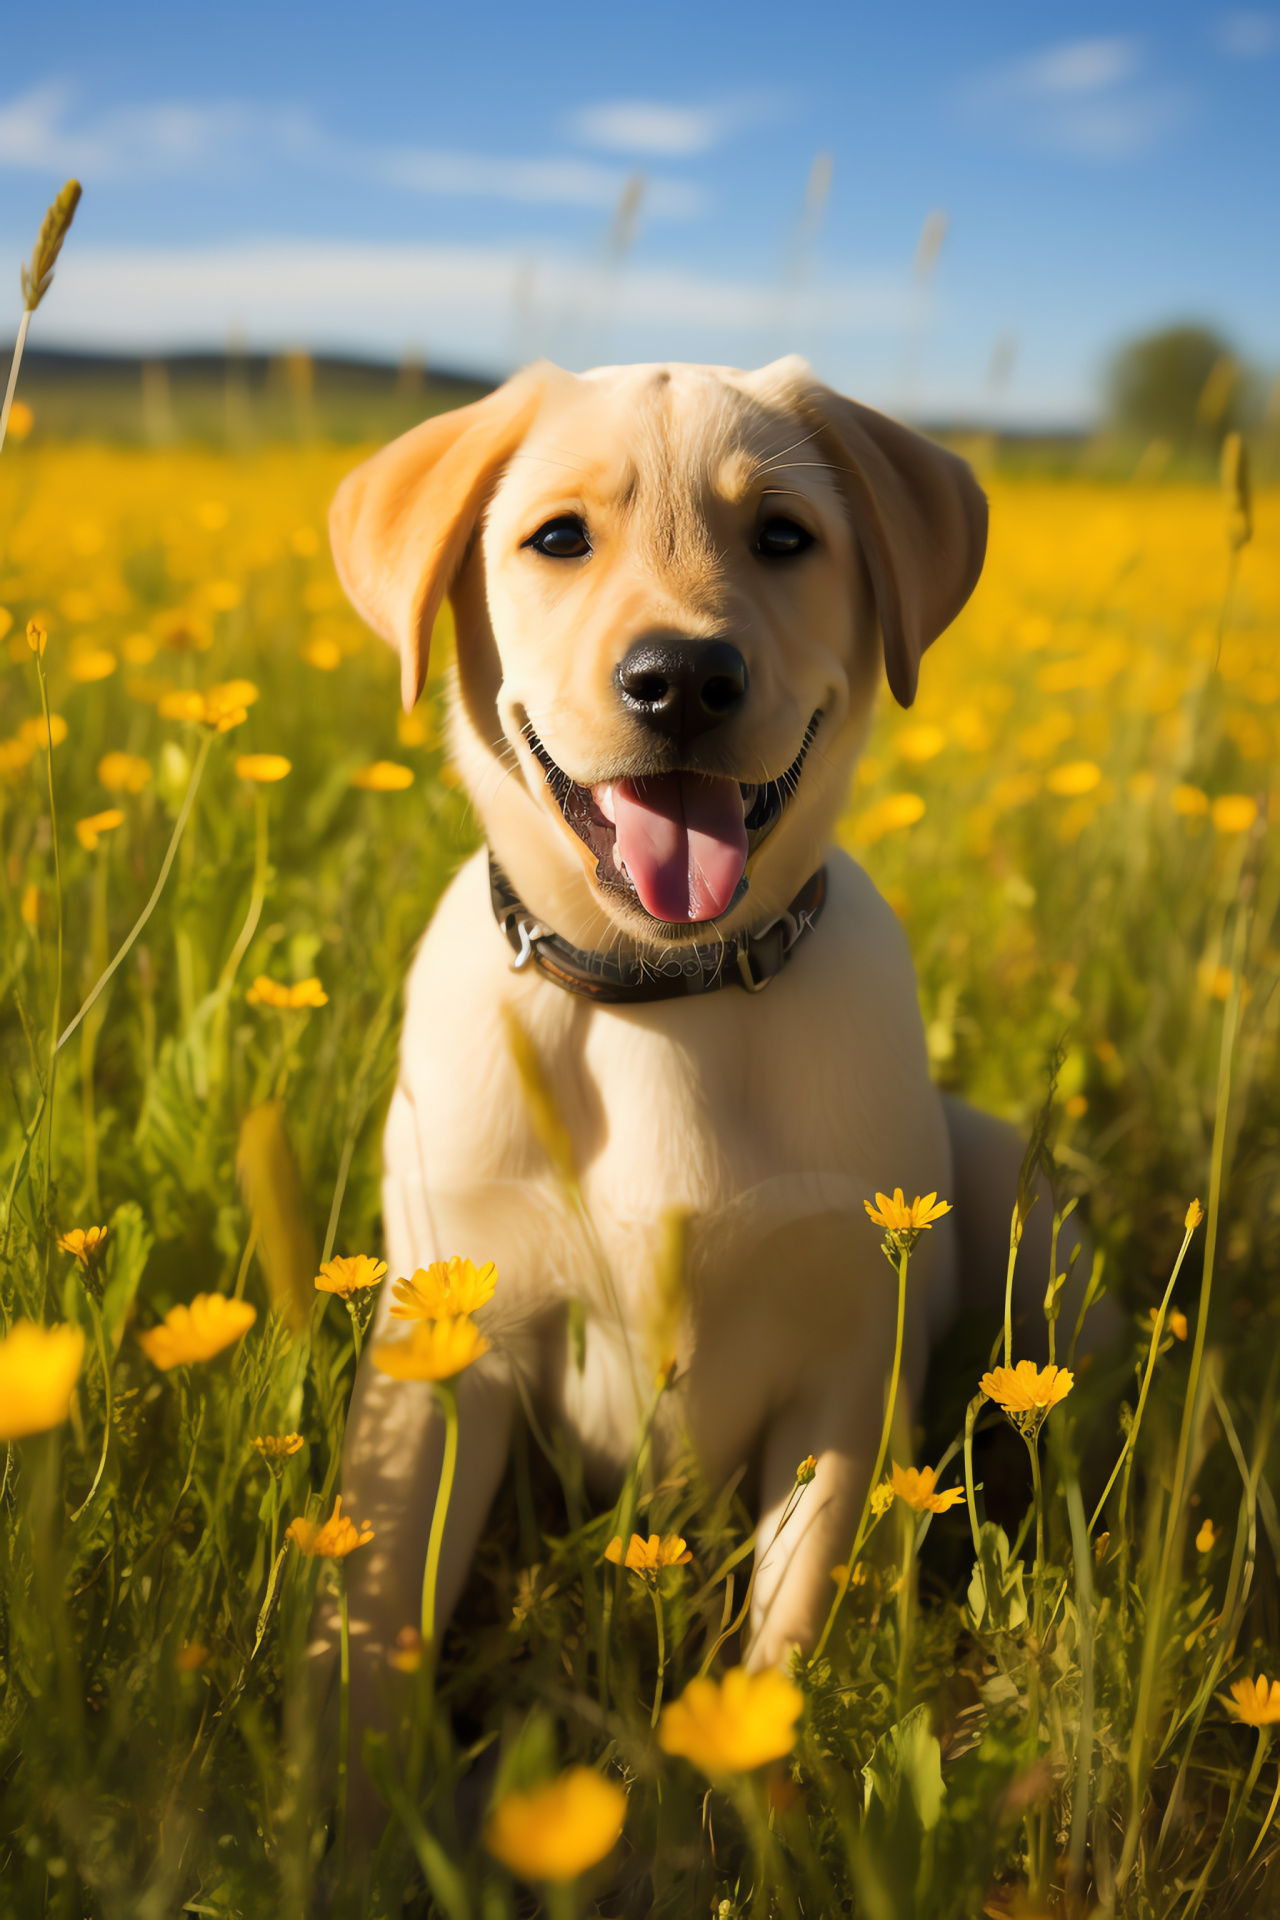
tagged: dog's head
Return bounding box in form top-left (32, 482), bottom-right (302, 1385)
top-left (331, 358), bottom-right (986, 949)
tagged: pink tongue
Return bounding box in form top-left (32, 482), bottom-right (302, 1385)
top-left (608, 773), bottom-right (748, 923)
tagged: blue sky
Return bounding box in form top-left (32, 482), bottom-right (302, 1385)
top-left (1, 1), bottom-right (1277, 423)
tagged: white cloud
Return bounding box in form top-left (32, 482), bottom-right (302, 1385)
top-left (1006, 37), bottom-right (1140, 94)
top-left (0, 82), bottom-right (702, 216)
top-left (569, 100), bottom-right (729, 157)
top-left (1217, 10), bottom-right (1280, 55)
top-left (961, 37), bottom-right (1190, 157)
top-left (27, 239), bottom-right (910, 372)
top-left (0, 82), bottom-right (254, 177)
top-left (380, 148), bottom-right (703, 217)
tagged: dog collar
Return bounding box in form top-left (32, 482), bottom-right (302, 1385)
top-left (488, 853), bottom-right (827, 1003)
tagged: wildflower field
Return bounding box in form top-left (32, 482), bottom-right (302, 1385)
top-left (1, 392), bottom-right (1279, 1920)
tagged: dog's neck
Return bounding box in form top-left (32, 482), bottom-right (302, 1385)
top-left (487, 852), bottom-right (828, 1003)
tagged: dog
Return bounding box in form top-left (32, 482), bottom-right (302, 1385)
top-left (324, 356), bottom-right (1084, 1798)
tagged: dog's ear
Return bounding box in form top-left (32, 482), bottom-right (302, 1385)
top-left (329, 367), bottom-right (546, 710)
top-left (787, 374), bottom-right (987, 707)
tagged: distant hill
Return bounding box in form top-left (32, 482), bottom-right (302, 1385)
top-left (5, 346), bottom-right (494, 445)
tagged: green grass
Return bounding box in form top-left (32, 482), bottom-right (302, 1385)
top-left (0, 412), bottom-right (1278, 1919)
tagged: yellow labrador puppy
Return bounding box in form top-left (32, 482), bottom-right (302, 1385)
top-left (326, 356), bottom-right (1057, 1761)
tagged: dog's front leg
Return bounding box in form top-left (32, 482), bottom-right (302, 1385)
top-left (744, 1343), bottom-right (911, 1672)
top-left (328, 1348), bottom-right (514, 1836)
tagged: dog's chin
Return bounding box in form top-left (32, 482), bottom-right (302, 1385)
top-left (521, 714), bottom-right (822, 942)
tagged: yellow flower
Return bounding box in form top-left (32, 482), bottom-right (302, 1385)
top-left (137, 1293), bottom-right (257, 1369)
top-left (484, 1767), bottom-right (627, 1884)
top-left (895, 723), bottom-right (947, 763)
top-left (1046, 759), bottom-right (1101, 796)
top-left (1229, 1677), bottom-right (1280, 1727)
top-left (98, 751), bottom-right (152, 794)
top-left (891, 1461), bottom-right (966, 1515)
top-left (1171, 783), bottom-right (1209, 817)
top-left (0, 739), bottom-right (34, 778)
top-left (176, 1643), bottom-right (209, 1672)
top-left (7, 399), bottom-right (34, 441)
top-left (604, 1532), bottom-right (692, 1579)
top-left (1186, 1199), bottom-right (1205, 1231)
top-left (351, 760), bottom-right (414, 791)
top-left (372, 1315), bottom-right (492, 1382)
top-left (658, 1667), bottom-right (804, 1776)
top-left (157, 688), bottom-right (247, 732)
top-left (20, 883), bottom-right (40, 926)
top-left (390, 1256), bottom-right (497, 1319)
top-left (19, 714), bottom-right (67, 750)
top-left (253, 1432), bottom-right (304, 1460)
top-left (1149, 1307), bottom-right (1188, 1341)
top-left (26, 617), bottom-right (47, 656)
top-left (246, 975), bottom-right (328, 1010)
top-left (1196, 1519), bottom-right (1217, 1553)
top-left (796, 1454), bottom-right (817, 1485)
top-left (286, 1495), bottom-right (374, 1559)
top-left (236, 753), bottom-right (292, 783)
top-left (315, 1254), bottom-right (388, 1300)
top-left (0, 1320), bottom-right (85, 1439)
top-left (865, 1189), bottom-right (952, 1234)
top-left (58, 1224), bottom-right (108, 1267)
top-left (75, 808), bottom-right (125, 851)
top-left (209, 678), bottom-right (259, 711)
top-left (869, 1479), bottom-right (895, 1519)
top-left (980, 1359), bottom-right (1074, 1433)
top-left (302, 636), bottom-right (342, 670)
top-left (69, 648), bottom-right (117, 683)
top-left (1211, 794), bottom-right (1257, 835)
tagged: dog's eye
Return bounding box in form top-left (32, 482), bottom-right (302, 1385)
top-left (525, 516), bottom-right (592, 560)
top-left (754, 517), bottom-right (814, 558)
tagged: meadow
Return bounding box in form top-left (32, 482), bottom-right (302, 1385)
top-left (1, 388), bottom-right (1278, 1920)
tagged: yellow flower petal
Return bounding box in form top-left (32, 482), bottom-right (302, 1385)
top-left (236, 753), bottom-right (291, 783)
top-left (372, 1315), bottom-right (491, 1383)
top-left (98, 751), bottom-right (152, 794)
top-left (0, 1321), bottom-right (85, 1439)
top-left (315, 1254), bottom-right (388, 1299)
top-left (1230, 1676), bottom-right (1280, 1727)
top-left (286, 1495), bottom-right (374, 1559)
top-left (658, 1667), bottom-right (803, 1775)
top-left (979, 1359), bottom-right (1074, 1415)
top-left (137, 1293), bottom-right (257, 1370)
top-left (484, 1767), bottom-right (627, 1883)
top-left (351, 760), bottom-right (414, 792)
top-left (75, 808), bottom-right (125, 851)
top-left (1211, 793), bottom-right (1257, 835)
top-left (390, 1256), bottom-right (497, 1319)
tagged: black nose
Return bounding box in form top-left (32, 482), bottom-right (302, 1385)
top-left (616, 639), bottom-right (748, 740)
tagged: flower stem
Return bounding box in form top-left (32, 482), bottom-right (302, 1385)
top-left (421, 1380), bottom-right (459, 1657)
top-left (650, 1583), bottom-right (666, 1729)
top-left (963, 1394), bottom-right (984, 1558)
top-left (1119, 900), bottom-right (1247, 1885)
top-left (1003, 1205), bottom-right (1019, 1368)
top-left (59, 730), bottom-right (214, 1054)
top-left (896, 1510), bottom-right (917, 1717)
top-left (1026, 1433), bottom-right (1046, 1643)
top-left (815, 1242), bottom-right (910, 1660)
top-left (1247, 1746), bottom-right (1280, 1864)
top-left (336, 1567), bottom-right (350, 1860)
top-left (37, 653), bottom-right (63, 1216)
top-left (545, 1880), bottom-right (579, 1920)
top-left (0, 308), bottom-right (32, 452)
top-left (1089, 1215), bottom-right (1198, 1534)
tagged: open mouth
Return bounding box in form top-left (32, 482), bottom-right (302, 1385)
top-left (523, 712), bottom-right (822, 928)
